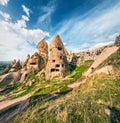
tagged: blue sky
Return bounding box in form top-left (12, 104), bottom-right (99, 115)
top-left (0, 0), bottom-right (120, 61)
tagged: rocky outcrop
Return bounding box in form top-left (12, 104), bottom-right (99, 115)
top-left (20, 71), bottom-right (31, 82)
top-left (37, 39), bottom-right (48, 65)
top-left (46, 34), bottom-right (69, 80)
top-left (92, 65), bottom-right (114, 75)
top-left (26, 52), bottom-right (44, 72)
top-left (84, 46), bottom-right (119, 76)
top-left (21, 39), bottom-right (48, 73)
top-left (22, 54), bottom-right (30, 71)
top-left (37, 39), bottom-right (48, 55)
top-left (20, 39), bottom-right (48, 82)
top-left (49, 34), bottom-right (68, 56)
top-left (0, 72), bottom-right (21, 88)
top-left (9, 59), bottom-right (21, 72)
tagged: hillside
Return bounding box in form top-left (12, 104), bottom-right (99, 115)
top-left (0, 62), bottom-right (11, 76)
top-left (0, 33), bottom-right (120, 123)
top-left (0, 47), bottom-right (120, 123)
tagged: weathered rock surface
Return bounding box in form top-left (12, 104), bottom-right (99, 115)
top-left (84, 46), bottom-right (119, 76)
top-left (20, 39), bottom-right (48, 82)
top-left (9, 59), bottom-right (21, 72)
top-left (20, 70), bottom-right (31, 82)
top-left (22, 54), bottom-right (30, 71)
top-left (92, 65), bottom-right (114, 75)
top-left (37, 39), bottom-right (48, 66)
top-left (37, 39), bottom-right (48, 55)
top-left (46, 34), bottom-right (69, 80)
top-left (0, 72), bottom-right (21, 88)
top-left (50, 34), bottom-right (68, 55)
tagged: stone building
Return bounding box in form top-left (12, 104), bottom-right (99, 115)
top-left (46, 34), bottom-right (69, 80)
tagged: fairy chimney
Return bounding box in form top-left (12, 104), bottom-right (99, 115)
top-left (22, 54), bottom-right (30, 70)
top-left (21, 39), bottom-right (48, 73)
top-left (37, 39), bottom-right (48, 65)
top-left (9, 59), bottom-right (21, 72)
top-left (20, 39), bottom-right (48, 82)
top-left (46, 34), bottom-right (69, 80)
top-left (26, 52), bottom-right (44, 72)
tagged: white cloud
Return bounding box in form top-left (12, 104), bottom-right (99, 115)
top-left (38, 1), bottom-right (55, 24)
top-left (22, 5), bottom-right (31, 17)
top-left (22, 15), bottom-right (29, 21)
top-left (0, 11), bottom-right (11, 21)
top-left (0, 7), bottom-right (49, 61)
top-left (90, 41), bottom-right (114, 50)
top-left (0, 0), bottom-right (9, 6)
top-left (108, 33), bottom-right (119, 41)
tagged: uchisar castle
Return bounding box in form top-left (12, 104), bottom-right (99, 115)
top-left (2, 35), bottom-right (70, 86)
top-left (0, 34), bottom-right (120, 88)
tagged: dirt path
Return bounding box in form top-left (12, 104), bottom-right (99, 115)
top-left (68, 79), bottom-right (86, 88)
top-left (0, 92), bottom-right (32, 111)
top-left (84, 46), bottom-right (118, 76)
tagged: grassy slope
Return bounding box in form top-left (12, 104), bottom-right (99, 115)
top-left (8, 73), bottom-right (120, 123)
top-left (1, 50), bottom-right (120, 123)
top-left (0, 60), bottom-right (93, 100)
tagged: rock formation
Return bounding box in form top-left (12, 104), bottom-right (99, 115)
top-left (20, 39), bottom-right (48, 82)
top-left (22, 54), bottom-right (30, 70)
top-left (26, 52), bottom-right (45, 72)
top-left (37, 39), bottom-right (48, 68)
top-left (46, 34), bottom-right (69, 80)
top-left (9, 59), bottom-right (21, 72)
top-left (37, 39), bottom-right (48, 61)
top-left (0, 72), bottom-right (21, 88)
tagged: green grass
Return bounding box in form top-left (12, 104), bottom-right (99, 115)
top-left (8, 74), bottom-right (120, 123)
top-left (32, 61), bottom-right (92, 97)
top-left (12, 60), bottom-right (92, 99)
top-left (0, 60), bottom-right (92, 100)
top-left (0, 83), bottom-right (23, 96)
top-left (1, 49), bottom-right (120, 123)
top-left (0, 60), bottom-right (93, 121)
top-left (25, 70), bottom-right (41, 84)
top-left (6, 60), bottom-right (117, 123)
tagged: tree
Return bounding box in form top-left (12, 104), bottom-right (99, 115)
top-left (115, 35), bottom-right (120, 46)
